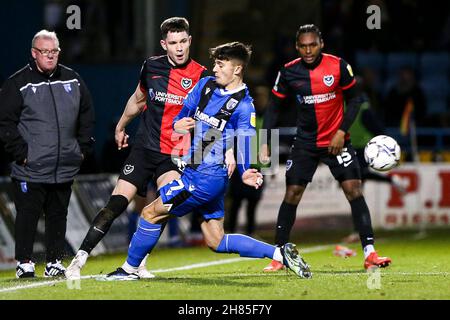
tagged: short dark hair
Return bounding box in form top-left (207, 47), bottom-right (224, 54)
top-left (296, 24), bottom-right (322, 42)
top-left (160, 17), bottom-right (189, 39)
top-left (209, 42), bottom-right (252, 69)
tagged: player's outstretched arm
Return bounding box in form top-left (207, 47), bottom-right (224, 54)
top-left (242, 168), bottom-right (263, 189)
top-left (115, 84), bottom-right (147, 150)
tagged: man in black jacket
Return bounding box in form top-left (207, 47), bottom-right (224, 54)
top-left (0, 30), bottom-right (95, 278)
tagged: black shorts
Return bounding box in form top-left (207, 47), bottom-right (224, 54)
top-left (285, 141), bottom-right (361, 186)
top-left (118, 146), bottom-right (182, 197)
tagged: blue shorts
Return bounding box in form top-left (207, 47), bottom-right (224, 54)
top-left (159, 167), bottom-right (228, 220)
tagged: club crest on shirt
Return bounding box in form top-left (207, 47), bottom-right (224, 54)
top-left (226, 98), bottom-right (239, 110)
top-left (323, 75), bottom-right (334, 87)
top-left (181, 78), bottom-right (192, 90)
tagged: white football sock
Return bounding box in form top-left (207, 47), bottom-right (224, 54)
top-left (122, 261), bottom-right (139, 274)
top-left (272, 247), bottom-right (283, 263)
top-left (363, 245), bottom-right (375, 259)
top-left (139, 254), bottom-right (148, 268)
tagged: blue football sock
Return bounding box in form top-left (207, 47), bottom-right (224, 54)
top-left (215, 234), bottom-right (276, 259)
top-left (126, 218), bottom-right (163, 267)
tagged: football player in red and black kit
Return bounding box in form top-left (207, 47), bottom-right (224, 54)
top-left (66, 17), bottom-right (235, 279)
top-left (260, 24), bottom-right (391, 271)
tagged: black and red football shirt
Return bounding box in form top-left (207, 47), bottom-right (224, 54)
top-left (272, 53), bottom-right (356, 148)
top-left (135, 55), bottom-right (207, 155)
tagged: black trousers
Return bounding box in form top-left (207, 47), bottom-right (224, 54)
top-left (12, 179), bottom-right (73, 263)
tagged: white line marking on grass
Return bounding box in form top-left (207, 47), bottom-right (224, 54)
top-left (0, 244), bottom-right (335, 293)
top-left (0, 280), bottom-right (64, 293)
top-left (149, 244), bottom-right (335, 273)
top-left (0, 275), bottom-right (96, 293)
top-left (150, 257), bottom-right (249, 273)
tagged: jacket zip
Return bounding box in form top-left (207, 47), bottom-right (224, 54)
top-left (48, 80), bottom-right (61, 184)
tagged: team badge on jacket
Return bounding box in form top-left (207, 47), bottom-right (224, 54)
top-left (181, 78), bottom-right (192, 90)
top-left (323, 75), bottom-right (334, 87)
top-left (64, 83), bottom-right (72, 93)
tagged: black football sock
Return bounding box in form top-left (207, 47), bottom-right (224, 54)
top-left (274, 201), bottom-right (298, 247)
top-left (349, 196), bottom-right (374, 248)
top-left (79, 195), bottom-right (129, 253)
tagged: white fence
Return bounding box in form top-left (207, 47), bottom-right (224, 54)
top-left (253, 163), bottom-right (450, 229)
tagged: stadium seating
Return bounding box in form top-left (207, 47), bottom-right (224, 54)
top-left (355, 50), bottom-right (450, 129)
top-left (386, 52), bottom-right (418, 78)
top-left (355, 52), bottom-right (385, 94)
top-left (420, 75), bottom-right (449, 115)
top-left (355, 51), bottom-right (385, 73)
top-left (419, 52), bottom-right (450, 77)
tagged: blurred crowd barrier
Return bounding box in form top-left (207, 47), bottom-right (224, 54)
top-left (255, 163), bottom-right (450, 230)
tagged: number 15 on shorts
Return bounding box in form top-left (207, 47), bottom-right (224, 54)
top-left (336, 148), bottom-right (354, 167)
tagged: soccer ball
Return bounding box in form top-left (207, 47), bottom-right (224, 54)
top-left (364, 135), bottom-right (401, 172)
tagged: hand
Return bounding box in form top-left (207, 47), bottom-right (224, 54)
top-left (115, 126), bottom-right (129, 150)
top-left (174, 117), bottom-right (195, 134)
top-left (242, 168), bottom-right (263, 189)
top-left (224, 148), bottom-right (236, 178)
top-left (328, 130), bottom-right (346, 155)
top-left (259, 144), bottom-right (271, 165)
top-left (22, 158), bottom-right (27, 166)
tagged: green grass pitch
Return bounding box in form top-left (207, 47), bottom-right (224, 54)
top-left (1, 229), bottom-right (449, 300)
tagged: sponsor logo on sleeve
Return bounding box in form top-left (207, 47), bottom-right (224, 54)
top-left (250, 112), bottom-right (256, 127)
top-left (347, 64), bottom-right (354, 77)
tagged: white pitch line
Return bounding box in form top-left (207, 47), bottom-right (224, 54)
top-left (0, 280), bottom-right (65, 293)
top-left (0, 275), bottom-right (94, 293)
top-left (0, 244), bottom-right (335, 293)
top-left (149, 257), bottom-right (250, 273)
